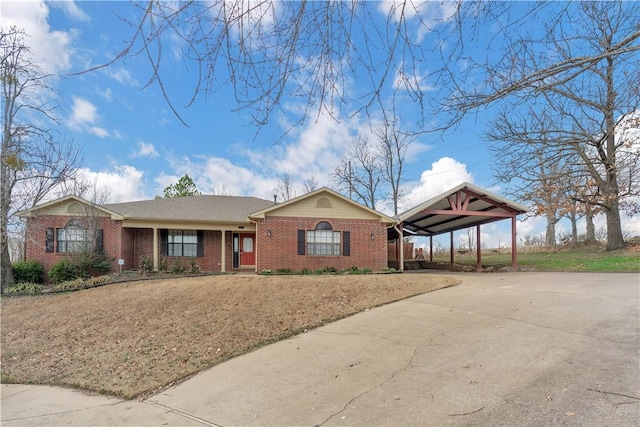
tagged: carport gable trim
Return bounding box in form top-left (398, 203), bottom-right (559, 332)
top-left (404, 213), bottom-right (513, 236)
top-left (398, 183), bottom-right (528, 236)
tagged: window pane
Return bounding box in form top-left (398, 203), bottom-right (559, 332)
top-left (183, 230), bottom-right (197, 244)
top-left (169, 230), bottom-right (182, 243)
top-left (315, 221), bottom-right (333, 230)
top-left (242, 237), bottom-right (253, 252)
top-left (168, 244), bottom-right (182, 256)
top-left (306, 229), bottom-right (342, 256)
top-left (57, 225), bottom-right (90, 253)
top-left (183, 244), bottom-right (197, 257)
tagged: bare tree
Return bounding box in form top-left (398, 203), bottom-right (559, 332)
top-left (302, 174), bottom-right (319, 193)
top-left (333, 136), bottom-right (381, 209)
top-left (455, 2), bottom-right (640, 250)
top-left (84, 1), bottom-right (482, 132)
top-left (374, 122), bottom-right (412, 215)
top-left (212, 184), bottom-right (234, 196)
top-left (275, 173), bottom-right (295, 201)
top-left (1, 27), bottom-right (82, 291)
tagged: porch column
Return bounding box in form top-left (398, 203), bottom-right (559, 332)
top-left (476, 225), bottom-right (482, 272)
top-left (152, 227), bottom-right (159, 271)
top-left (511, 216), bottom-right (518, 271)
top-left (221, 229), bottom-right (227, 273)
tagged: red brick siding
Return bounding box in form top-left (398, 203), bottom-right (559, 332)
top-left (256, 216), bottom-right (389, 272)
top-left (130, 229), bottom-right (229, 272)
top-left (24, 215), bottom-right (122, 277)
top-left (129, 228), bottom-right (153, 270)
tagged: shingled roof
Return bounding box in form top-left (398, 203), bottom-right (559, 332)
top-left (104, 195), bottom-right (274, 223)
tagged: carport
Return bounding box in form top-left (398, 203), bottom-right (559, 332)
top-left (392, 182), bottom-right (528, 272)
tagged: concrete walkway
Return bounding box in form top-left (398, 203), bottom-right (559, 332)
top-left (2, 272), bottom-right (639, 426)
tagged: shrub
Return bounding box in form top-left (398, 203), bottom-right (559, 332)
top-left (276, 268), bottom-right (293, 275)
top-left (158, 257), bottom-right (168, 272)
top-left (12, 260), bottom-right (45, 284)
top-left (139, 255), bottom-right (154, 275)
top-left (171, 259), bottom-right (185, 274)
top-left (5, 282), bottom-right (44, 295)
top-left (69, 250), bottom-right (112, 279)
top-left (49, 259), bottom-right (77, 284)
top-left (188, 258), bottom-right (199, 274)
top-left (55, 276), bottom-right (109, 292)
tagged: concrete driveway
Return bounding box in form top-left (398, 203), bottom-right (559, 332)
top-left (2, 272), bottom-right (639, 426)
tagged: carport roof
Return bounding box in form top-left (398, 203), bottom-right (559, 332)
top-left (397, 182), bottom-right (528, 237)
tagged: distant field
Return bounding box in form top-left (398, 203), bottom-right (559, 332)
top-left (429, 246), bottom-right (640, 273)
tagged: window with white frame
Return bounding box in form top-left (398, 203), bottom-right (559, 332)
top-left (307, 221), bottom-right (341, 256)
top-left (56, 220), bottom-right (90, 253)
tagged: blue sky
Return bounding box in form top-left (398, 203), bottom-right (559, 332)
top-left (2, 1), bottom-right (638, 248)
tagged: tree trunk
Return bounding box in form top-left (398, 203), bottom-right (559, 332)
top-left (569, 213), bottom-right (578, 245)
top-left (1, 237), bottom-right (13, 292)
top-left (604, 198), bottom-right (626, 250)
top-left (544, 211), bottom-right (557, 246)
top-left (585, 206), bottom-right (596, 244)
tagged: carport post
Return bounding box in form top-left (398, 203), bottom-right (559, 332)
top-left (476, 225), bottom-right (482, 272)
top-left (429, 236), bottom-right (433, 262)
top-left (450, 231), bottom-right (454, 264)
top-left (396, 222), bottom-right (404, 272)
top-left (511, 216), bottom-right (518, 271)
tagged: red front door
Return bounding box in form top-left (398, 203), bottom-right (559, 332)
top-left (239, 234), bottom-right (255, 266)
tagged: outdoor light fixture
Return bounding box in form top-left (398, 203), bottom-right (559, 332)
top-left (267, 229), bottom-right (272, 237)
top-left (371, 232), bottom-right (375, 240)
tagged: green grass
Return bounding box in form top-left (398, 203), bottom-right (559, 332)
top-left (430, 247), bottom-right (640, 273)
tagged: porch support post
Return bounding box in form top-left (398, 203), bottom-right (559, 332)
top-left (476, 225), bottom-right (482, 272)
top-left (152, 227), bottom-right (159, 271)
top-left (221, 229), bottom-right (227, 273)
top-left (429, 236), bottom-right (433, 262)
top-left (450, 231), bottom-right (454, 264)
top-left (511, 216), bottom-right (518, 271)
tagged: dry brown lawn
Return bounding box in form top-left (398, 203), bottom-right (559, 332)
top-left (1, 273), bottom-right (459, 399)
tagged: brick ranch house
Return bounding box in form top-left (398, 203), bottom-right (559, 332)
top-left (17, 187), bottom-right (397, 276)
top-left (17, 183), bottom-right (528, 278)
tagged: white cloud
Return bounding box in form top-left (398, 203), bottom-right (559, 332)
top-left (400, 157), bottom-right (474, 212)
top-left (393, 61), bottom-right (435, 92)
top-left (163, 155), bottom-right (277, 199)
top-left (68, 96), bottom-right (98, 128)
top-left (67, 96), bottom-right (113, 138)
top-left (89, 126), bottom-right (109, 138)
top-left (77, 165), bottom-right (148, 203)
top-left (49, 1), bottom-right (90, 22)
top-left (131, 141), bottom-right (159, 159)
top-left (378, 0), bottom-right (458, 42)
top-left (97, 87), bottom-right (113, 102)
top-left (0, 1), bottom-right (74, 74)
top-left (104, 66), bottom-right (139, 86)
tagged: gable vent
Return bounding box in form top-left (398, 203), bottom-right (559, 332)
top-left (316, 197), bottom-right (332, 208)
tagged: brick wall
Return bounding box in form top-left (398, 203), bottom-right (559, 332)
top-left (256, 216), bottom-right (389, 272)
top-left (24, 215), bottom-right (122, 278)
top-left (131, 229), bottom-right (228, 273)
